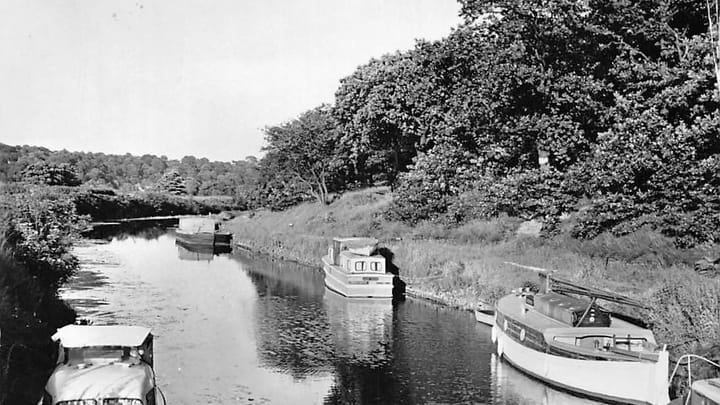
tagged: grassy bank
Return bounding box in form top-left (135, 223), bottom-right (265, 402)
top-left (224, 187), bottom-right (720, 397)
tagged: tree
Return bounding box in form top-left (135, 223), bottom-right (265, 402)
top-left (157, 170), bottom-right (186, 195)
top-left (21, 161), bottom-right (81, 186)
top-left (262, 105), bottom-right (344, 205)
top-left (334, 52), bottom-right (426, 186)
top-left (708, 0), bottom-right (720, 95)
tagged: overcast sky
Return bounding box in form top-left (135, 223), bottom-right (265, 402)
top-left (0, 0), bottom-right (460, 162)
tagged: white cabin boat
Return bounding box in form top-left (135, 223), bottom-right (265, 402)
top-left (321, 237), bottom-right (394, 298)
top-left (493, 276), bottom-right (670, 405)
top-left (42, 325), bottom-right (162, 405)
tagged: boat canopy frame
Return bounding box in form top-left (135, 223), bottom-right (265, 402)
top-left (505, 261), bottom-right (649, 329)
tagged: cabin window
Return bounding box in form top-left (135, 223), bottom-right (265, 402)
top-left (67, 346), bottom-right (125, 363)
top-left (370, 262), bottom-right (381, 272)
top-left (354, 262), bottom-right (366, 271)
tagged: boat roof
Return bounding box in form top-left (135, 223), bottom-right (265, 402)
top-left (179, 216), bottom-right (217, 232)
top-left (333, 237), bottom-right (378, 244)
top-left (52, 325), bottom-right (152, 348)
top-left (339, 250), bottom-right (384, 260)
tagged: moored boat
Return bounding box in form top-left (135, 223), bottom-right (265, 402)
top-left (42, 324), bottom-right (164, 405)
top-left (175, 216), bottom-right (232, 247)
top-left (686, 379), bottom-right (720, 404)
top-left (668, 354), bottom-right (720, 405)
top-left (474, 303), bottom-right (496, 326)
top-left (493, 274), bottom-right (670, 405)
top-left (321, 237), bottom-right (395, 298)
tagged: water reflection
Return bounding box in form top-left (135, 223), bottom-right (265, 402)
top-left (323, 291), bottom-right (393, 366)
top-left (175, 240), bottom-right (232, 261)
top-left (85, 219), bottom-right (178, 241)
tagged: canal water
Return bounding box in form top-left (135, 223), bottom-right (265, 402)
top-left (61, 224), bottom-right (604, 405)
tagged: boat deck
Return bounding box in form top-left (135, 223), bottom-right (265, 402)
top-left (496, 293), bottom-right (658, 361)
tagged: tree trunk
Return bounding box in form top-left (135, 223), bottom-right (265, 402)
top-left (707, 0), bottom-right (720, 98)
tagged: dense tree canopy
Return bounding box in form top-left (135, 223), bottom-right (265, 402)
top-left (0, 143), bottom-right (259, 198)
top-left (251, 0), bottom-right (720, 245)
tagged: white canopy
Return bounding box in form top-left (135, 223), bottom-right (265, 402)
top-left (52, 325), bottom-right (151, 348)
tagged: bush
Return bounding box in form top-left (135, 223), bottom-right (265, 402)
top-left (71, 189), bottom-right (239, 220)
top-left (449, 217), bottom-right (521, 244)
top-left (0, 186), bottom-right (87, 288)
top-left (0, 185), bottom-right (80, 405)
top-left (447, 169), bottom-right (581, 225)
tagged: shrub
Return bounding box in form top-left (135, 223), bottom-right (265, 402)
top-left (0, 186), bottom-right (88, 288)
top-left (447, 169), bottom-right (581, 226)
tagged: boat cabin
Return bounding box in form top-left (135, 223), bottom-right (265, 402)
top-left (338, 250), bottom-right (386, 274)
top-left (178, 216), bottom-right (219, 234)
top-left (528, 292), bottom-right (611, 327)
top-left (43, 325), bottom-right (158, 405)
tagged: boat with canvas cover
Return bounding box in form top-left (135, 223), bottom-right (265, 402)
top-left (493, 269), bottom-right (670, 405)
top-left (42, 324), bottom-right (164, 405)
top-left (321, 237), bottom-right (395, 298)
top-left (175, 216), bottom-right (232, 247)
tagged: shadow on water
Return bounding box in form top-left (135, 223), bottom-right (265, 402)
top-left (175, 240), bottom-right (232, 262)
top-left (83, 218), bottom-right (178, 241)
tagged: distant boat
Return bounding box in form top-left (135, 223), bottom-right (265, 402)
top-left (321, 237), bottom-right (395, 299)
top-left (175, 239), bottom-right (231, 261)
top-left (175, 216), bottom-right (232, 248)
top-left (493, 270), bottom-right (670, 405)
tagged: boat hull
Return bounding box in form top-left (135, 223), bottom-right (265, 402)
top-left (322, 256), bottom-right (394, 298)
top-left (176, 231), bottom-right (232, 247)
top-left (494, 296), bottom-right (669, 405)
top-left (474, 309), bottom-right (495, 326)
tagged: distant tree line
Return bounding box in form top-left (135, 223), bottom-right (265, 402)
top-left (0, 143), bottom-right (259, 201)
top-left (256, 0), bottom-right (720, 247)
